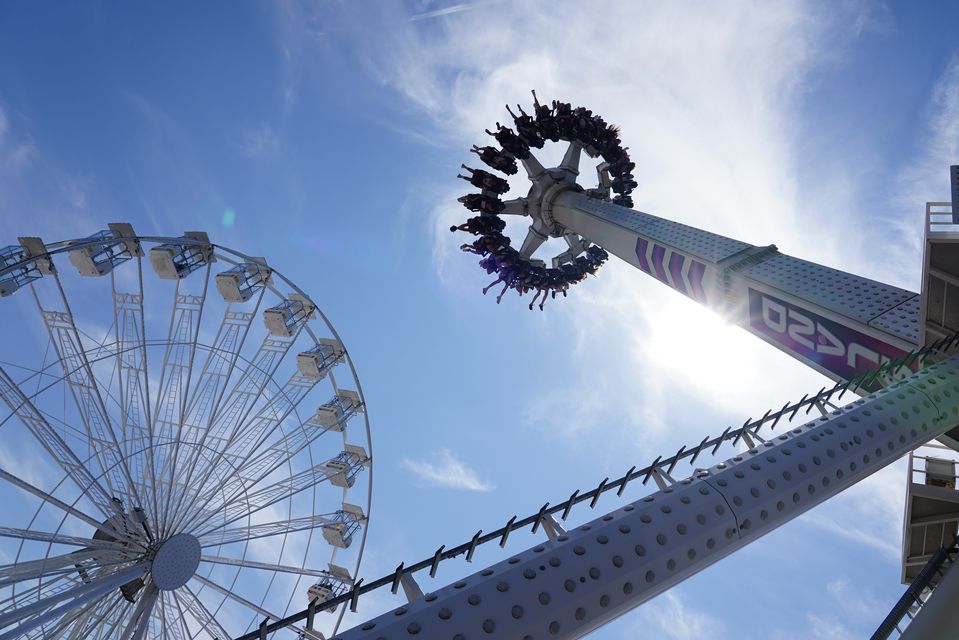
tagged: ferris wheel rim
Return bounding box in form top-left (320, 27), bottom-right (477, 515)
top-left (0, 231), bottom-right (374, 639)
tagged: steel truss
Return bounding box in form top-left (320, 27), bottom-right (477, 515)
top-left (0, 229), bottom-right (374, 639)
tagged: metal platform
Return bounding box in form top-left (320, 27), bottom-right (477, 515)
top-left (920, 202), bottom-right (959, 346)
top-left (920, 202), bottom-right (959, 450)
top-left (902, 443), bottom-right (959, 584)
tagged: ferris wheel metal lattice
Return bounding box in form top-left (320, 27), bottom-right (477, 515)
top-left (0, 225), bottom-right (373, 640)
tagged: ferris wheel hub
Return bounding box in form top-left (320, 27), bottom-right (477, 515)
top-left (151, 533), bottom-right (201, 591)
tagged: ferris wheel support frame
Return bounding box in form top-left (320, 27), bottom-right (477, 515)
top-left (0, 229), bottom-right (375, 639)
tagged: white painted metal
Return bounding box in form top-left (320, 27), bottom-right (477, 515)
top-left (0, 231), bottom-right (374, 639)
top-left (919, 201), bottom-right (959, 347)
top-left (336, 356), bottom-right (959, 639)
top-left (550, 190), bottom-right (921, 383)
top-left (899, 549), bottom-right (959, 639)
top-left (901, 443), bottom-right (959, 583)
top-left (214, 259), bottom-right (271, 303)
top-left (148, 231), bottom-right (214, 280)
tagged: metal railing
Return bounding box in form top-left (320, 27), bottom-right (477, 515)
top-left (926, 201), bottom-right (959, 237)
top-left (908, 446), bottom-right (959, 488)
top-left (872, 537), bottom-right (959, 639)
top-left (233, 332), bottom-right (959, 639)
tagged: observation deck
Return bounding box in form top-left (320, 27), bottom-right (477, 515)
top-left (902, 443), bottom-right (959, 584)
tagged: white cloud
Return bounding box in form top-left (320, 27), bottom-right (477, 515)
top-left (237, 123), bottom-right (280, 158)
top-left (799, 460), bottom-right (905, 560)
top-left (804, 612), bottom-right (856, 640)
top-left (632, 591), bottom-right (726, 640)
top-left (903, 55), bottom-right (959, 195)
top-left (0, 447), bottom-right (53, 497)
top-left (791, 578), bottom-right (886, 640)
top-left (285, 2), bottom-right (958, 635)
top-left (400, 448), bottom-right (494, 491)
top-left (0, 100), bottom-right (94, 239)
top-left (376, 0), bottom-right (846, 459)
top-left (865, 54), bottom-right (959, 293)
top-left (410, 2), bottom-right (487, 22)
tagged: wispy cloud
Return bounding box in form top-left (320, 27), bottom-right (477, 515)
top-left (377, 0), bottom-right (843, 455)
top-left (401, 448), bottom-right (494, 491)
top-left (799, 461), bottom-right (905, 560)
top-left (0, 102), bottom-right (95, 239)
top-left (410, 2), bottom-right (487, 22)
top-left (780, 577), bottom-right (888, 639)
top-left (236, 123), bottom-right (280, 158)
top-left (633, 591), bottom-right (726, 640)
top-left (883, 54), bottom-right (959, 288)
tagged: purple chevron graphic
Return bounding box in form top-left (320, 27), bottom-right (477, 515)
top-left (635, 237), bottom-right (651, 273)
top-left (650, 244), bottom-right (669, 283)
top-left (668, 253), bottom-right (687, 295)
top-left (688, 260), bottom-right (706, 303)
top-left (634, 236), bottom-right (709, 305)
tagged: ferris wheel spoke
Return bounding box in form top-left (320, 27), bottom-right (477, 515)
top-left (72, 595), bottom-right (127, 640)
top-left (167, 590), bottom-right (197, 640)
top-left (198, 441), bottom-right (367, 537)
top-left (197, 513), bottom-right (339, 548)
top-left (169, 333), bottom-right (305, 534)
top-left (188, 461), bottom-right (334, 535)
top-left (211, 394), bottom-right (361, 529)
top-left (0, 467), bottom-right (142, 547)
top-left (199, 554), bottom-right (334, 579)
top-left (111, 263), bottom-right (159, 529)
top-left (172, 584), bottom-right (230, 640)
top-left (0, 564), bottom-right (122, 614)
top-left (160, 304), bottom-right (262, 538)
top-left (227, 418), bottom-right (334, 493)
top-left (31, 591), bottom-right (118, 640)
top-left (183, 302), bottom-right (262, 427)
top-left (117, 582), bottom-right (157, 640)
top-left (0, 548), bottom-right (134, 587)
top-left (0, 525), bottom-right (134, 551)
top-left (191, 574), bottom-right (300, 632)
top-left (0, 366), bottom-right (117, 520)
top-left (0, 562), bottom-right (146, 638)
top-left (180, 373), bottom-right (318, 532)
top-left (19, 597), bottom-right (91, 640)
top-left (150, 272), bottom-right (210, 536)
top-left (31, 278), bottom-right (140, 508)
top-left (216, 372), bottom-right (318, 480)
top-left (155, 592), bottom-right (187, 640)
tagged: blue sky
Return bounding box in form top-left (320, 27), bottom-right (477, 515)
top-left (1, 1), bottom-right (959, 638)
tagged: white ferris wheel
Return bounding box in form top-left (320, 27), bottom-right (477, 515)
top-left (0, 225), bottom-right (372, 639)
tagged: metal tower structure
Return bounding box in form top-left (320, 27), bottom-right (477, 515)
top-left (238, 99), bottom-right (959, 639)
top-left (0, 228), bottom-right (372, 639)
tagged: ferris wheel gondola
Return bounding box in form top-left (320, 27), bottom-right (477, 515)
top-left (0, 226), bottom-right (372, 639)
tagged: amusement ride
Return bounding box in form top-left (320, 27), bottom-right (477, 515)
top-left (0, 231), bottom-right (372, 638)
top-left (1, 94), bottom-right (958, 639)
